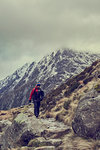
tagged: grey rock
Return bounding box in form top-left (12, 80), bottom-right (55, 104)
top-left (34, 146), bottom-right (55, 150)
top-left (72, 94), bottom-right (100, 139)
top-left (0, 120), bottom-right (12, 133)
top-left (47, 139), bottom-right (62, 147)
top-left (80, 88), bottom-right (99, 100)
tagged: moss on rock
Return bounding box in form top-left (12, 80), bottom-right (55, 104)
top-left (14, 113), bottom-right (28, 124)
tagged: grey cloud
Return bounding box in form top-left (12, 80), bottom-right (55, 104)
top-left (0, 0), bottom-right (100, 79)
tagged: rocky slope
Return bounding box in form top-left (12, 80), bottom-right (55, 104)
top-left (0, 60), bottom-right (100, 150)
top-left (0, 49), bottom-right (100, 110)
top-left (40, 59), bottom-right (100, 116)
top-left (40, 60), bottom-right (100, 144)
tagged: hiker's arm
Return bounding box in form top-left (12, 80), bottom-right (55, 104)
top-left (29, 88), bottom-right (35, 101)
top-left (40, 91), bottom-right (44, 101)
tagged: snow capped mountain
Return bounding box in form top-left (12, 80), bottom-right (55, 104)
top-left (0, 63), bottom-right (30, 93)
top-left (0, 49), bottom-right (100, 110)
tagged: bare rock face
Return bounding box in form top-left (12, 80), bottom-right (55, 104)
top-left (72, 93), bottom-right (100, 139)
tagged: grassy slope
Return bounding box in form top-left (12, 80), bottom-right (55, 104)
top-left (40, 59), bottom-right (100, 150)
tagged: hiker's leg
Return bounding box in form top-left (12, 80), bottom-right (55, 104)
top-left (37, 101), bottom-right (40, 116)
top-left (34, 101), bottom-right (38, 117)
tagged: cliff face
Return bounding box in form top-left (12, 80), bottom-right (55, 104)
top-left (0, 49), bottom-right (100, 110)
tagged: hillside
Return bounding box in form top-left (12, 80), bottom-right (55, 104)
top-left (0, 59), bottom-right (100, 150)
top-left (0, 49), bottom-right (100, 110)
top-left (40, 59), bottom-right (100, 122)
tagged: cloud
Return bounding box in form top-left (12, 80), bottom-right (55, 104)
top-left (0, 0), bottom-right (100, 79)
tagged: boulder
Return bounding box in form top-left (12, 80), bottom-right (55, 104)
top-left (0, 120), bottom-right (12, 133)
top-left (72, 95), bottom-right (100, 139)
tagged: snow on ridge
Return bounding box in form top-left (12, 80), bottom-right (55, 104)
top-left (0, 63), bottom-right (30, 91)
top-left (24, 62), bottom-right (37, 82)
top-left (0, 49), bottom-right (100, 93)
top-left (35, 49), bottom-right (100, 82)
top-left (16, 63), bottom-right (30, 77)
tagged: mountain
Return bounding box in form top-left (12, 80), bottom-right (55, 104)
top-left (0, 49), bottom-right (100, 110)
top-left (0, 63), bottom-right (30, 93)
top-left (0, 59), bottom-right (100, 150)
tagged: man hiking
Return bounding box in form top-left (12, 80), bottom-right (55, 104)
top-left (29, 83), bottom-right (44, 118)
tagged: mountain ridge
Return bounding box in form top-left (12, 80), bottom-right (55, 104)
top-left (0, 49), bottom-right (100, 110)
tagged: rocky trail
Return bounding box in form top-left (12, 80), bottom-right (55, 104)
top-left (0, 104), bottom-right (71, 150)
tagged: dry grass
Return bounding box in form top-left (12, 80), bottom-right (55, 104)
top-left (64, 100), bottom-right (79, 125)
top-left (41, 77), bottom-right (100, 125)
top-left (42, 94), bottom-right (79, 125)
top-left (62, 132), bottom-right (100, 150)
top-left (0, 104), bottom-right (34, 122)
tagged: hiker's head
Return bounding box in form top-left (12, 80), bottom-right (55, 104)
top-left (36, 83), bottom-right (41, 88)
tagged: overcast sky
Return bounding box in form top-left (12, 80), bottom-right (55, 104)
top-left (0, 0), bottom-right (100, 80)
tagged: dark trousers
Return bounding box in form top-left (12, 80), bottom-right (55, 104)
top-left (33, 101), bottom-right (40, 117)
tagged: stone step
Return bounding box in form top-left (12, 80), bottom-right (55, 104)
top-left (47, 138), bottom-right (62, 147)
top-left (41, 127), bottom-right (71, 139)
top-left (28, 137), bottom-right (62, 148)
top-left (34, 146), bottom-right (55, 150)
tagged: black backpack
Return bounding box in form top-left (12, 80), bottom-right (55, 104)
top-left (32, 88), bottom-right (44, 101)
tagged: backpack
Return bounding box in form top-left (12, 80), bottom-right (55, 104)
top-left (32, 88), bottom-right (44, 101)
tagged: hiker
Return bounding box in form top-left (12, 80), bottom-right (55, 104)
top-left (29, 83), bottom-right (44, 118)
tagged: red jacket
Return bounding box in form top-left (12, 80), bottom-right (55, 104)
top-left (29, 86), bottom-right (39, 100)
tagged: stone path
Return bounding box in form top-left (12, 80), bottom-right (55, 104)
top-left (25, 106), bottom-right (71, 150)
top-left (0, 105), bottom-right (71, 150)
